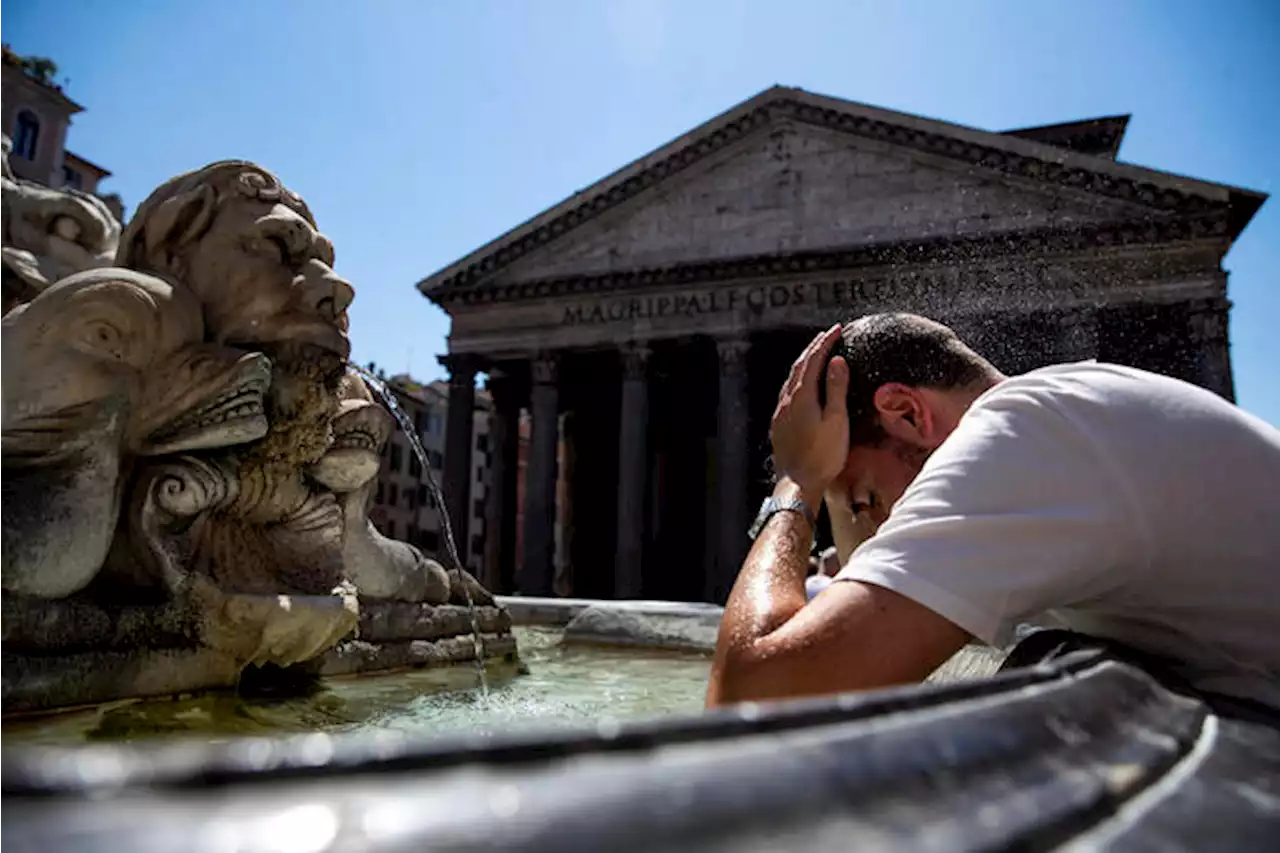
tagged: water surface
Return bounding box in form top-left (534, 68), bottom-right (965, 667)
top-left (2, 627), bottom-right (713, 747)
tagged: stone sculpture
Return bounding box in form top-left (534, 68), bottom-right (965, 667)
top-left (314, 372), bottom-right (453, 604)
top-left (309, 370), bottom-right (506, 678)
top-left (1, 135), bottom-right (122, 312)
top-left (1, 268), bottom-right (269, 598)
top-left (2, 159), bottom-right (511, 713)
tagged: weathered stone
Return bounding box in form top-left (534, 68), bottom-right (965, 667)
top-left (1, 581), bottom-right (358, 713)
top-left (358, 602), bottom-right (511, 644)
top-left (312, 373), bottom-right (452, 605)
top-left (1, 133), bottom-right (121, 312)
top-left (447, 567), bottom-right (496, 606)
top-left (2, 269), bottom-right (271, 598)
top-left (562, 606), bottom-right (719, 653)
top-left (0, 593), bottom-right (201, 653)
top-left (0, 157), bottom-right (507, 711)
top-left (319, 634), bottom-right (518, 677)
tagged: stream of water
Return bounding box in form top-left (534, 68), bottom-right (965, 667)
top-left (349, 364), bottom-right (490, 695)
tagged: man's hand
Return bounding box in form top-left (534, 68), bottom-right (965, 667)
top-left (770, 325), bottom-right (850, 500)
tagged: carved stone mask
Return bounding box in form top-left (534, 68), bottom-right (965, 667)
top-left (117, 162), bottom-right (355, 360)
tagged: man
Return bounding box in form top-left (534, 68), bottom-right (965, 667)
top-left (707, 314), bottom-right (1280, 710)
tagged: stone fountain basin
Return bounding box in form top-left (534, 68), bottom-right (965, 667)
top-left (5, 596), bottom-right (1278, 852)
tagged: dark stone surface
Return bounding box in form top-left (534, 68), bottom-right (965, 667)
top-left (561, 606), bottom-right (718, 653)
top-left (0, 593), bottom-right (200, 654)
top-left (2, 646), bottom-right (241, 716)
top-left (356, 602), bottom-right (510, 643)
top-left (319, 633), bottom-right (517, 677)
top-left (5, 645), bottom-right (1277, 851)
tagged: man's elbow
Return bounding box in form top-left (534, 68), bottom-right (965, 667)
top-left (705, 643), bottom-right (796, 709)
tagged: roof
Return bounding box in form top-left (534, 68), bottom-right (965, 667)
top-left (0, 62), bottom-right (84, 113)
top-left (416, 86), bottom-right (1266, 302)
top-left (1002, 115), bottom-right (1130, 159)
top-left (62, 151), bottom-right (112, 178)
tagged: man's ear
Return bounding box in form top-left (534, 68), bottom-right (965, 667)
top-left (872, 384), bottom-right (933, 443)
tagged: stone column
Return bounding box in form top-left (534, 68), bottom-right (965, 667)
top-left (614, 343), bottom-right (651, 599)
top-left (482, 370), bottom-right (520, 594)
top-left (441, 354), bottom-right (477, 558)
top-left (711, 336), bottom-right (750, 604)
top-left (554, 412), bottom-right (576, 597)
top-left (1190, 297), bottom-right (1235, 401)
top-left (518, 353), bottom-right (559, 596)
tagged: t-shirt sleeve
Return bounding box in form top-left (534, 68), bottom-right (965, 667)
top-left (833, 383), bottom-right (1150, 647)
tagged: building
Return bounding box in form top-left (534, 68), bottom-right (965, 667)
top-left (2, 45), bottom-right (123, 218)
top-left (365, 371), bottom-right (492, 575)
top-left (417, 86), bottom-right (1266, 604)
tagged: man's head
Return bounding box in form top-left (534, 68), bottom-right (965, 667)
top-left (824, 313), bottom-right (1002, 527)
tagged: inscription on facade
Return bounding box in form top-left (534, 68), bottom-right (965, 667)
top-left (561, 280), bottom-right (878, 327)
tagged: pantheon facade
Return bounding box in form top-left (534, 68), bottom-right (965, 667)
top-left (417, 87), bottom-right (1265, 604)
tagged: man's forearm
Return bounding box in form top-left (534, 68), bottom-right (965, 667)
top-left (706, 478), bottom-right (820, 706)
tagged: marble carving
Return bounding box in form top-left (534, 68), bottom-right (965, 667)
top-left (1, 151), bottom-right (509, 712)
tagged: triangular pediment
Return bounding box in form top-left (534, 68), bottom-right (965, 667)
top-left (419, 87), bottom-right (1263, 300)
top-left (488, 122), bottom-right (1143, 284)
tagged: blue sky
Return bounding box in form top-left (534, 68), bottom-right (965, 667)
top-left (5, 0), bottom-right (1277, 424)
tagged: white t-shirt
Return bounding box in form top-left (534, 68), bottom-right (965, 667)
top-left (833, 362), bottom-right (1280, 707)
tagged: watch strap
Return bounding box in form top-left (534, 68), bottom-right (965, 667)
top-left (748, 496), bottom-right (817, 540)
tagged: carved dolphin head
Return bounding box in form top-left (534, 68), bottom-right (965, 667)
top-left (2, 149), bottom-right (121, 308)
top-left (309, 371), bottom-right (394, 493)
top-left (1, 268), bottom-right (271, 465)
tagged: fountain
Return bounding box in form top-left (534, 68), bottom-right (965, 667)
top-left (3, 142), bottom-right (1275, 851)
top-left (1, 144), bottom-right (513, 714)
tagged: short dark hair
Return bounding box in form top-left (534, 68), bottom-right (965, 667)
top-left (821, 313), bottom-right (996, 447)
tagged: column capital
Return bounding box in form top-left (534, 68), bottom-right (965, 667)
top-left (438, 353), bottom-right (481, 382)
top-left (619, 343), bottom-right (651, 381)
top-left (715, 336), bottom-right (750, 377)
top-left (531, 352), bottom-right (559, 385)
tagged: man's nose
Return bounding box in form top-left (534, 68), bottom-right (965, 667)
top-left (297, 259), bottom-right (355, 324)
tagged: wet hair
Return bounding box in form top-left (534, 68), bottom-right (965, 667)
top-left (821, 313), bottom-right (997, 447)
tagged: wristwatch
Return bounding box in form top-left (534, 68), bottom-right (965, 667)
top-left (748, 495), bottom-right (817, 540)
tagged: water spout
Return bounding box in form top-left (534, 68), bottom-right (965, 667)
top-left (349, 364), bottom-right (489, 695)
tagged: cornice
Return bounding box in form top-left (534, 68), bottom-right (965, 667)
top-left (440, 212), bottom-right (1230, 308)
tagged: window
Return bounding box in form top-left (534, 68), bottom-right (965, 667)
top-left (409, 454), bottom-right (422, 478)
top-left (476, 433), bottom-right (488, 452)
top-left (62, 166), bottom-right (82, 189)
top-left (386, 520), bottom-right (396, 539)
top-left (375, 482), bottom-right (384, 504)
top-left (421, 530), bottom-right (440, 552)
top-left (389, 484), bottom-right (398, 508)
top-left (417, 484), bottom-right (428, 507)
top-left (407, 489), bottom-right (416, 511)
top-left (470, 534), bottom-right (485, 559)
top-left (473, 498), bottom-right (485, 520)
top-left (426, 490), bottom-right (438, 510)
top-left (408, 525), bottom-right (418, 544)
top-left (389, 443), bottom-right (403, 473)
top-left (13, 110), bottom-right (40, 160)
top-left (430, 450), bottom-right (444, 469)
